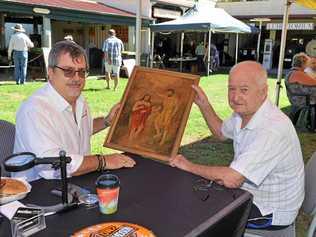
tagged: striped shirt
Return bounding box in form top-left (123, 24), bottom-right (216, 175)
top-left (102, 36), bottom-right (124, 66)
top-left (222, 99), bottom-right (305, 226)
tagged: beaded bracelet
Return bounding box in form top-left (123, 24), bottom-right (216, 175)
top-left (101, 155), bottom-right (107, 171)
top-left (96, 154), bottom-right (102, 172)
top-left (96, 154), bottom-right (107, 172)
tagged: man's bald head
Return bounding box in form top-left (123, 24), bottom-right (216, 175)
top-left (228, 61), bottom-right (268, 123)
top-left (229, 61), bottom-right (268, 88)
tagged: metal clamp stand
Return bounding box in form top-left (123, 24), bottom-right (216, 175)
top-left (46, 151), bottom-right (71, 204)
top-left (59, 150), bottom-right (69, 204)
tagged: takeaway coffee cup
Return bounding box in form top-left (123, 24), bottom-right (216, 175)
top-left (96, 174), bottom-right (120, 214)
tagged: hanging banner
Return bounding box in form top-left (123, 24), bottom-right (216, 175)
top-left (266, 22), bottom-right (314, 30)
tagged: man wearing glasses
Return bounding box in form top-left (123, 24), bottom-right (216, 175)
top-left (13, 40), bottom-right (135, 182)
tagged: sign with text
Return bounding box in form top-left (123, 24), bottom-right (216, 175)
top-left (153, 8), bottom-right (181, 19)
top-left (266, 23), bottom-right (314, 30)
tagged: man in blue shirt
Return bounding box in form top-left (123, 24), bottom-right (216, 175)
top-left (102, 29), bottom-right (124, 91)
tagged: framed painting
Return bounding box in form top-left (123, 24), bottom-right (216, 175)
top-left (104, 66), bottom-right (200, 161)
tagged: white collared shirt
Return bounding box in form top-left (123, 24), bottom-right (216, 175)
top-left (8, 32), bottom-right (34, 57)
top-left (13, 83), bottom-right (93, 182)
top-left (222, 99), bottom-right (304, 226)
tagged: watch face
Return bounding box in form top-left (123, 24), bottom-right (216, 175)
top-left (78, 193), bottom-right (98, 206)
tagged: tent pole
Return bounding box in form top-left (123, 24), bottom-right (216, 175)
top-left (274, 0), bottom-right (292, 106)
top-left (204, 33), bottom-right (207, 46)
top-left (235, 33), bottom-right (239, 65)
top-left (207, 30), bottom-right (211, 76)
top-left (150, 30), bottom-right (155, 68)
top-left (135, 0), bottom-right (142, 66)
top-left (256, 21), bottom-right (262, 62)
top-left (180, 32), bottom-right (184, 72)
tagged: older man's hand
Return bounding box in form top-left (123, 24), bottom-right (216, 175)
top-left (169, 154), bottom-right (191, 172)
top-left (104, 153), bottom-right (136, 169)
top-left (192, 85), bottom-right (210, 108)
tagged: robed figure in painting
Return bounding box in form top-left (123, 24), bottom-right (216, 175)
top-left (128, 94), bottom-right (152, 140)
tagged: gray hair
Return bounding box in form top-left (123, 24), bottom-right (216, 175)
top-left (292, 53), bottom-right (309, 68)
top-left (48, 40), bottom-right (88, 70)
top-left (108, 29), bottom-right (116, 36)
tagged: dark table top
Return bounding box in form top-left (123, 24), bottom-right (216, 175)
top-left (0, 155), bottom-right (252, 237)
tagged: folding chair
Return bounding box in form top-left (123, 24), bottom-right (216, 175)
top-left (301, 151), bottom-right (316, 237)
top-left (0, 119), bottom-right (15, 176)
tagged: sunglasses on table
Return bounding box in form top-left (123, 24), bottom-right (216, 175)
top-left (54, 65), bottom-right (89, 78)
top-left (192, 178), bottom-right (227, 201)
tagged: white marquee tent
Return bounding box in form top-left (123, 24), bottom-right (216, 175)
top-left (149, 1), bottom-right (257, 75)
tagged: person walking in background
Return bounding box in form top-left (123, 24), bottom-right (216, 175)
top-left (8, 24), bottom-right (34, 85)
top-left (195, 41), bottom-right (205, 74)
top-left (210, 43), bottom-right (220, 71)
top-left (204, 43), bottom-right (219, 72)
top-left (102, 29), bottom-right (124, 91)
top-left (64, 35), bottom-right (75, 43)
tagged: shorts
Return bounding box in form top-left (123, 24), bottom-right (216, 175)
top-left (246, 204), bottom-right (289, 230)
top-left (105, 62), bottom-right (120, 76)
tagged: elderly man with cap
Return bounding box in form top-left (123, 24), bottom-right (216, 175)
top-left (8, 24), bottom-right (34, 85)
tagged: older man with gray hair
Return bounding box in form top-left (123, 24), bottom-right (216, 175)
top-left (170, 61), bottom-right (304, 232)
top-left (13, 40), bottom-right (135, 182)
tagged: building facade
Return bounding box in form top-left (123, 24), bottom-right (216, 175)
top-left (217, 0), bottom-right (316, 68)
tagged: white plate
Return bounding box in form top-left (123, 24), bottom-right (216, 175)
top-left (0, 177), bottom-right (32, 205)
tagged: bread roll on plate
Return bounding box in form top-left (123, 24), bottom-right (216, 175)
top-left (0, 178), bottom-right (31, 204)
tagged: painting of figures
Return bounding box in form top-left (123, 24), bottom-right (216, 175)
top-left (104, 66), bottom-right (200, 161)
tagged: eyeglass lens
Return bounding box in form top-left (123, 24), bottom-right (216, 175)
top-left (56, 66), bottom-right (88, 78)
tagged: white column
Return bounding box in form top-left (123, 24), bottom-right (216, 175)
top-left (180, 32), bottom-right (184, 72)
top-left (0, 13), bottom-right (5, 49)
top-left (128, 26), bottom-right (135, 52)
top-left (275, 0), bottom-right (292, 106)
top-left (235, 33), bottom-right (239, 65)
top-left (150, 30), bottom-right (155, 68)
top-left (42, 16), bottom-right (51, 48)
top-left (135, 0), bottom-right (142, 65)
top-left (256, 21), bottom-right (262, 61)
top-left (207, 30), bottom-right (211, 76)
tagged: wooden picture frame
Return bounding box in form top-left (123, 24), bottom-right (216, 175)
top-left (104, 66), bottom-right (200, 161)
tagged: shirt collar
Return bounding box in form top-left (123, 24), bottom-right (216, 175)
top-left (46, 82), bottom-right (84, 112)
top-left (234, 98), bottom-right (270, 130)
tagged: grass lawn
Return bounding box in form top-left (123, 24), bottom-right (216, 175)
top-left (0, 74), bottom-right (315, 236)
